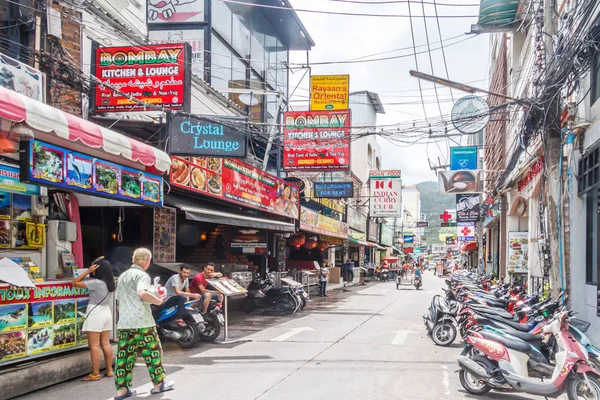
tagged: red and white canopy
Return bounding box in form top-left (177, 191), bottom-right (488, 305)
top-left (0, 86), bottom-right (171, 173)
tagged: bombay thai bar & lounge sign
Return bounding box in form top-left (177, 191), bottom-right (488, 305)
top-left (170, 156), bottom-right (300, 219)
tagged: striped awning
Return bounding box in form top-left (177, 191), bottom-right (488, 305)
top-left (0, 86), bottom-right (171, 173)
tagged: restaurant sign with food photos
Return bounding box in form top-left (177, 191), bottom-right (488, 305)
top-left (170, 156), bottom-right (300, 219)
top-left (20, 140), bottom-right (163, 207)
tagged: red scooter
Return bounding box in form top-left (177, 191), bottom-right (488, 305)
top-left (457, 311), bottom-right (600, 399)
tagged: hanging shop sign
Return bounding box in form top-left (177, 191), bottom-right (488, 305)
top-left (456, 193), bottom-right (480, 223)
top-left (457, 222), bottom-right (475, 242)
top-left (282, 110), bottom-right (351, 171)
top-left (0, 54), bottom-right (44, 102)
top-left (0, 281), bottom-right (89, 365)
top-left (438, 170), bottom-right (483, 194)
top-left (508, 232), bottom-right (529, 274)
top-left (416, 221), bottom-right (428, 227)
top-left (403, 235), bottom-right (414, 244)
top-left (168, 114), bottom-right (247, 157)
top-left (450, 146), bottom-right (478, 170)
top-left (451, 95), bottom-right (490, 134)
top-left (299, 207), bottom-right (348, 239)
top-left (420, 245), bottom-right (428, 252)
top-left (146, 0), bottom-right (205, 25)
top-left (369, 170), bottom-right (402, 218)
top-left (380, 225), bottom-right (393, 247)
top-left (230, 228), bottom-right (268, 254)
top-left (313, 182), bottom-right (353, 198)
top-left (439, 227), bottom-right (455, 241)
top-left (92, 43), bottom-right (191, 113)
top-left (0, 164), bottom-right (40, 196)
top-left (153, 207), bottom-right (176, 263)
top-left (347, 207), bottom-right (367, 232)
top-left (310, 75), bottom-right (350, 111)
top-left (149, 29), bottom-right (204, 77)
top-left (403, 247), bottom-right (414, 254)
top-left (367, 219), bottom-right (379, 243)
top-left (20, 140), bottom-right (164, 207)
top-left (170, 156), bottom-right (300, 219)
top-left (350, 229), bottom-right (367, 241)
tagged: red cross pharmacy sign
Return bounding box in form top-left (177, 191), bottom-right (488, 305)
top-left (457, 222), bottom-right (475, 241)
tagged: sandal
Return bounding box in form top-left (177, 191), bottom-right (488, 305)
top-left (114, 389), bottom-right (136, 400)
top-left (81, 373), bottom-right (101, 381)
top-left (105, 371), bottom-right (114, 377)
top-left (150, 380), bottom-right (175, 394)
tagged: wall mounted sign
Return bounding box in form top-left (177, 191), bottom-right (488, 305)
top-left (456, 193), bottom-right (480, 223)
top-left (450, 146), bottom-right (478, 170)
top-left (230, 228), bottom-right (267, 254)
top-left (347, 207), bottom-right (367, 232)
top-left (0, 54), bottom-right (44, 102)
top-left (438, 170), bottom-right (483, 194)
top-left (169, 114), bottom-right (247, 157)
top-left (313, 182), bottom-right (353, 198)
top-left (299, 207), bottom-right (348, 239)
top-left (517, 156), bottom-right (544, 193)
top-left (21, 140), bottom-right (164, 207)
top-left (310, 75), bottom-right (349, 110)
top-left (367, 219), bottom-right (379, 242)
top-left (283, 110), bottom-right (351, 171)
top-left (416, 221), bottom-right (428, 227)
top-left (170, 156), bottom-right (299, 219)
top-left (149, 29), bottom-right (204, 77)
top-left (369, 170), bottom-right (402, 217)
top-left (380, 224), bottom-right (393, 246)
top-left (92, 43), bottom-right (191, 113)
top-left (451, 95), bottom-right (490, 134)
top-left (508, 232), bottom-right (528, 273)
top-left (0, 165), bottom-right (40, 196)
top-left (147, 0), bottom-right (206, 25)
top-left (457, 222), bottom-right (475, 242)
top-left (153, 207), bottom-right (176, 263)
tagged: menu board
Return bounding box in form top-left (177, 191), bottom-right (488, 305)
top-left (21, 140), bottom-right (163, 207)
top-left (153, 207), bottom-right (176, 263)
top-left (207, 277), bottom-right (247, 296)
top-left (170, 156), bottom-right (299, 219)
top-left (0, 281), bottom-right (89, 365)
top-left (508, 232), bottom-right (529, 274)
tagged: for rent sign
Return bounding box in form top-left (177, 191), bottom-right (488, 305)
top-left (368, 170), bottom-right (402, 217)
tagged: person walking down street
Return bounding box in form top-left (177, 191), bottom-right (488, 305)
top-left (113, 248), bottom-right (174, 400)
top-left (341, 260), bottom-right (348, 283)
top-left (436, 263), bottom-right (444, 278)
top-left (319, 264), bottom-right (329, 297)
top-left (347, 260), bottom-right (355, 283)
top-left (72, 257), bottom-right (115, 382)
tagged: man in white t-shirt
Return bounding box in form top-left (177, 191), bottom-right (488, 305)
top-left (163, 264), bottom-right (200, 326)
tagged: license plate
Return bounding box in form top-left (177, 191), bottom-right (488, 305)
top-left (192, 313), bottom-right (204, 323)
top-left (301, 292), bottom-right (308, 299)
top-left (217, 314), bottom-right (224, 324)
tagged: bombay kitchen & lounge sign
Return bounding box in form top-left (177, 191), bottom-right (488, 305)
top-left (169, 114), bottom-right (247, 157)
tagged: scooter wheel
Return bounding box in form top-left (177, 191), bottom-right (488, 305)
top-left (567, 374), bottom-right (600, 400)
top-left (431, 322), bottom-right (456, 346)
top-left (178, 321), bottom-right (200, 349)
top-left (459, 355), bottom-right (493, 395)
top-left (241, 297), bottom-right (255, 313)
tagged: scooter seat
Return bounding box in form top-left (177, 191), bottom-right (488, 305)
top-left (470, 305), bottom-right (513, 319)
top-left (479, 331), bottom-right (532, 353)
top-left (498, 329), bottom-right (543, 343)
top-left (487, 315), bottom-right (531, 332)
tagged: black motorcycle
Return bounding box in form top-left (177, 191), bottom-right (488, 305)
top-left (241, 276), bottom-right (299, 315)
top-left (423, 294), bottom-right (459, 346)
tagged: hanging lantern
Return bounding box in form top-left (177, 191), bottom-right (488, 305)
top-left (317, 240), bottom-right (329, 251)
top-left (288, 234), bottom-right (306, 249)
top-left (302, 238), bottom-right (317, 249)
top-left (0, 135), bottom-right (16, 154)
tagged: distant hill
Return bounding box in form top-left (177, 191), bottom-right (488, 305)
top-left (416, 181), bottom-right (456, 244)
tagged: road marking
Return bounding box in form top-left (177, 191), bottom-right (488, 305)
top-left (270, 327), bottom-right (315, 342)
top-left (391, 329), bottom-right (414, 345)
top-left (441, 365), bottom-right (451, 397)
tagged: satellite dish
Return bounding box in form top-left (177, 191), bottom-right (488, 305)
top-left (238, 93), bottom-right (259, 106)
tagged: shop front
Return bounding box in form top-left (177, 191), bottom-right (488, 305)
top-left (167, 155), bottom-right (299, 281)
top-left (347, 206), bottom-right (368, 269)
top-left (0, 86), bottom-right (171, 366)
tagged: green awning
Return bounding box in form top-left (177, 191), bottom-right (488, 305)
top-left (473, 0), bottom-right (521, 32)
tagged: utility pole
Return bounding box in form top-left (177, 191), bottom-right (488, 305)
top-left (543, 0), bottom-right (563, 298)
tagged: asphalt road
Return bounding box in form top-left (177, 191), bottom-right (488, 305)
top-left (19, 274), bottom-right (566, 400)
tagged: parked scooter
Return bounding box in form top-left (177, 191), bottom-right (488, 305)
top-left (458, 311), bottom-right (600, 399)
top-left (241, 276), bottom-right (300, 315)
top-left (423, 294), bottom-right (459, 346)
